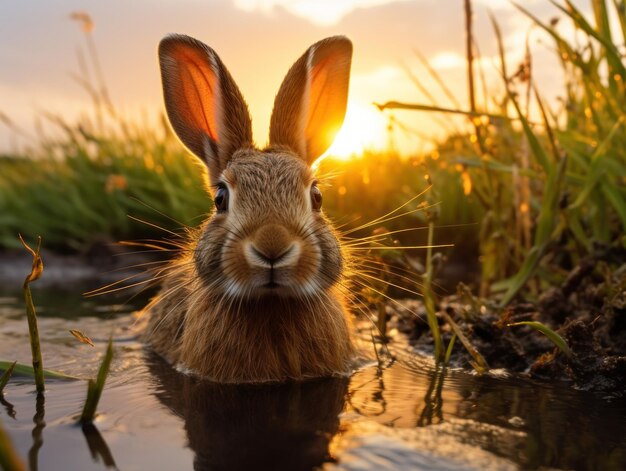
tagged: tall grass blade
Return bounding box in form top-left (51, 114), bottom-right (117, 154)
top-left (554, 0), bottom-right (626, 78)
top-left (444, 333), bottom-right (457, 366)
top-left (512, 2), bottom-right (585, 69)
top-left (0, 361), bottom-right (16, 393)
top-left (423, 221), bottom-right (443, 362)
top-left (442, 311), bottom-right (489, 374)
top-left (0, 361), bottom-right (79, 380)
top-left (570, 116), bottom-right (625, 210)
top-left (508, 321), bottom-right (573, 357)
top-left (489, 12), bottom-right (508, 87)
top-left (18, 235), bottom-right (45, 394)
top-left (505, 88), bottom-right (551, 173)
top-left (80, 337), bottom-right (113, 423)
top-left (499, 82), bottom-right (569, 307)
top-left (375, 102), bottom-right (518, 122)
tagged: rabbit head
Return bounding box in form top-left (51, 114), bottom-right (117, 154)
top-left (159, 34), bottom-right (352, 302)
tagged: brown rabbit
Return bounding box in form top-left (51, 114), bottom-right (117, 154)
top-left (143, 34), bottom-right (355, 383)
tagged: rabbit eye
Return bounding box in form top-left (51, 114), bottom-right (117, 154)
top-left (214, 185), bottom-right (229, 212)
top-left (310, 184), bottom-right (322, 211)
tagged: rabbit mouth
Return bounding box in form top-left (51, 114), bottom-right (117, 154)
top-left (255, 270), bottom-right (298, 294)
top-left (239, 268), bottom-right (318, 298)
top-left (264, 281), bottom-right (279, 289)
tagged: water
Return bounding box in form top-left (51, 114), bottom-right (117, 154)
top-left (1, 287), bottom-right (625, 471)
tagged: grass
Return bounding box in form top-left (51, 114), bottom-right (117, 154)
top-left (79, 337), bottom-right (113, 423)
top-left (508, 321), bottom-right (573, 358)
top-left (0, 361), bottom-right (16, 393)
top-left (0, 361), bottom-right (79, 380)
top-left (0, 120), bottom-right (211, 251)
top-left (19, 236), bottom-right (45, 393)
top-left (379, 0), bottom-right (626, 306)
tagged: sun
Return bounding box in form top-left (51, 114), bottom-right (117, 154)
top-left (323, 101), bottom-right (388, 161)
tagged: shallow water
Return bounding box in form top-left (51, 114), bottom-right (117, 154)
top-left (1, 288), bottom-right (625, 471)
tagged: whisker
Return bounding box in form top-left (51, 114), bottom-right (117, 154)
top-left (343, 185), bottom-right (432, 234)
top-left (85, 268), bottom-right (187, 297)
top-left (129, 196), bottom-right (193, 229)
top-left (342, 202), bottom-right (442, 235)
top-left (103, 259), bottom-right (177, 274)
top-left (127, 214), bottom-right (182, 238)
top-left (348, 278), bottom-right (427, 325)
top-left (355, 272), bottom-right (424, 298)
top-left (348, 244), bottom-right (453, 250)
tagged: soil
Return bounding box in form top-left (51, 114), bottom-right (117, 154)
top-left (389, 242), bottom-right (626, 396)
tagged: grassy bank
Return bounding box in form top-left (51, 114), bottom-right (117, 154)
top-left (0, 118), bottom-right (210, 251)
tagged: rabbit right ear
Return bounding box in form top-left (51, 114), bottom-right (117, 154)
top-left (159, 35), bottom-right (252, 183)
top-left (269, 36), bottom-right (352, 165)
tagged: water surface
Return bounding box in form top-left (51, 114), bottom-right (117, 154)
top-left (1, 288), bottom-right (625, 470)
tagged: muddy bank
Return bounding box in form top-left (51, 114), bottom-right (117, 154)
top-left (391, 243), bottom-right (626, 395)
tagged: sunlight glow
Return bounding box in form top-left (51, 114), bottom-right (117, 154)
top-left (234, 0), bottom-right (408, 26)
top-left (430, 51), bottom-right (466, 70)
top-left (323, 102), bottom-right (388, 160)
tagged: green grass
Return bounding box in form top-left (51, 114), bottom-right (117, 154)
top-left (0, 361), bottom-right (79, 381)
top-left (379, 0), bottom-right (626, 304)
top-left (79, 337), bottom-right (113, 423)
top-left (508, 321), bottom-right (573, 357)
top-left (0, 361), bottom-right (16, 393)
top-left (20, 236), bottom-right (45, 393)
top-left (0, 117), bottom-right (211, 251)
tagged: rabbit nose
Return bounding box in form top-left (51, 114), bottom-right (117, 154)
top-left (250, 245), bottom-right (294, 267)
top-left (246, 224), bottom-right (300, 268)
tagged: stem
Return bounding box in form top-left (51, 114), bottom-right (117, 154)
top-left (23, 285), bottom-right (44, 394)
top-left (465, 0), bottom-right (477, 116)
top-left (19, 235), bottom-right (45, 394)
top-left (423, 220), bottom-right (442, 362)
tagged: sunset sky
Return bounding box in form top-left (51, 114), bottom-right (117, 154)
top-left (1, 0), bottom-right (593, 156)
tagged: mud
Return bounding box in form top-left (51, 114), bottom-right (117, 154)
top-left (390, 243), bottom-right (626, 395)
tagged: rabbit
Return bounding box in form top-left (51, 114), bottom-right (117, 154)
top-left (142, 34), bottom-right (356, 383)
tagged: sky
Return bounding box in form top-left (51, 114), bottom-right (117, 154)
top-left (0, 0), bottom-right (594, 156)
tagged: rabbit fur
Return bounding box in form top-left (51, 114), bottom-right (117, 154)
top-left (143, 34), bottom-right (355, 382)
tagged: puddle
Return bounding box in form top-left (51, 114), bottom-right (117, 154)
top-left (1, 287), bottom-right (625, 470)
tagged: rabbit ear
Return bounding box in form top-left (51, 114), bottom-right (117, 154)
top-left (159, 34), bottom-right (252, 182)
top-left (269, 36), bottom-right (352, 165)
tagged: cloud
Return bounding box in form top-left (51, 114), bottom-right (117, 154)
top-left (429, 52), bottom-right (466, 70)
top-left (233, 0), bottom-right (410, 26)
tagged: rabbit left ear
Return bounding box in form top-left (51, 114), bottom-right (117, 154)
top-left (159, 34), bottom-right (253, 184)
top-left (269, 36), bottom-right (352, 165)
